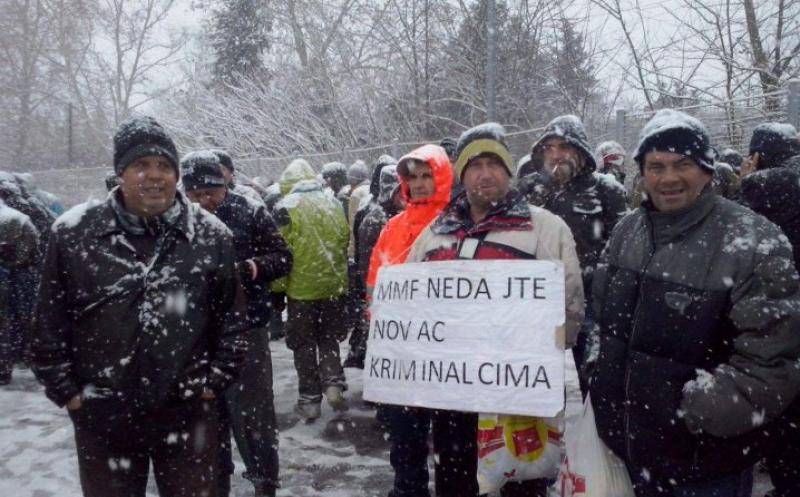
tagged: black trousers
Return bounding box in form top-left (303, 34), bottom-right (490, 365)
top-left (218, 328), bottom-right (279, 494)
top-left (386, 405), bottom-right (479, 497)
top-left (766, 400), bottom-right (800, 497)
top-left (70, 398), bottom-right (218, 497)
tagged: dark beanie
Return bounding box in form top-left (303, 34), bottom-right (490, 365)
top-left (212, 149), bottom-right (234, 172)
top-left (633, 109), bottom-right (715, 173)
top-left (113, 116), bottom-right (179, 176)
top-left (454, 123), bottom-right (514, 180)
top-left (180, 151), bottom-right (227, 191)
top-left (749, 123), bottom-right (800, 158)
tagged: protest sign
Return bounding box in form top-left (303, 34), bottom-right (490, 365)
top-left (364, 259), bottom-right (566, 417)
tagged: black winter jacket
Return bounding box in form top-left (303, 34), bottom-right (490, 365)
top-left (518, 171), bottom-right (627, 296)
top-left (591, 190), bottom-right (800, 483)
top-left (214, 191), bottom-right (292, 327)
top-left (32, 191), bottom-right (248, 411)
top-left (739, 158), bottom-right (800, 270)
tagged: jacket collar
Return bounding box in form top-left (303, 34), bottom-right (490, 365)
top-left (643, 186), bottom-right (717, 248)
top-left (98, 188), bottom-right (191, 241)
top-left (432, 188), bottom-right (532, 236)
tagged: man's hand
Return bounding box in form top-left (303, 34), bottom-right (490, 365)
top-left (65, 394), bottom-right (82, 411)
top-left (200, 387), bottom-right (216, 400)
top-left (237, 259), bottom-right (258, 282)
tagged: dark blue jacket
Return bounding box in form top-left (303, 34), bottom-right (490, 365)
top-left (214, 192), bottom-right (292, 328)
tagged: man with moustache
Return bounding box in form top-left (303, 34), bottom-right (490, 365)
top-left (518, 115), bottom-right (627, 395)
top-left (390, 124), bottom-right (584, 497)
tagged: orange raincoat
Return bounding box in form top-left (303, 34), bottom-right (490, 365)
top-left (366, 144), bottom-right (453, 290)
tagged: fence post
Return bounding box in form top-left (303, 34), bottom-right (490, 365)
top-left (615, 109), bottom-right (627, 147)
top-left (788, 80), bottom-right (800, 129)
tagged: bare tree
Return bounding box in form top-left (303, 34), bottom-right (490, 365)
top-left (93, 0), bottom-right (187, 124)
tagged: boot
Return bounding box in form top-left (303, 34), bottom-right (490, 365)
top-left (325, 385), bottom-right (348, 412)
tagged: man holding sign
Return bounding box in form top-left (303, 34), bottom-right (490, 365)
top-left (370, 123), bottom-right (584, 497)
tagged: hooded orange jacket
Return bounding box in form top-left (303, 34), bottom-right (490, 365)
top-left (366, 144), bottom-right (453, 290)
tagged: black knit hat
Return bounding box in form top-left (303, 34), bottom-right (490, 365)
top-left (454, 123), bottom-right (514, 180)
top-left (633, 109), bottom-right (715, 173)
top-left (113, 116), bottom-right (179, 176)
top-left (749, 123), bottom-right (800, 158)
top-left (212, 149), bottom-right (234, 172)
top-left (180, 151), bottom-right (227, 191)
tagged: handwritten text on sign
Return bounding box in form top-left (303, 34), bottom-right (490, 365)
top-left (363, 260), bottom-right (566, 417)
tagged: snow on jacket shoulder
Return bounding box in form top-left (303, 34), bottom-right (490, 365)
top-left (406, 193), bottom-right (584, 347)
top-left (739, 163), bottom-right (800, 270)
top-left (0, 202), bottom-right (39, 268)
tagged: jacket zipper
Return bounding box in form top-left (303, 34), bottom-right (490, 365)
top-left (623, 219), bottom-right (656, 464)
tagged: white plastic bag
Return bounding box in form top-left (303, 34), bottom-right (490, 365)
top-left (477, 413), bottom-right (563, 494)
top-left (558, 394), bottom-right (635, 497)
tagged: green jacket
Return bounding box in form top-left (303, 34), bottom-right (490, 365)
top-left (273, 159), bottom-right (349, 300)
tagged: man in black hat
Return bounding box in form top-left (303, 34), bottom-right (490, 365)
top-left (182, 150), bottom-right (292, 497)
top-left (32, 116), bottom-right (249, 497)
top-left (213, 148), bottom-right (265, 205)
top-left (591, 109), bottom-right (800, 497)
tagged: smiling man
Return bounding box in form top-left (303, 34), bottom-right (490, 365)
top-left (590, 109), bottom-right (800, 497)
top-left (32, 116), bottom-right (248, 497)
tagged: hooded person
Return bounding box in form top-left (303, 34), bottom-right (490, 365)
top-left (272, 159), bottom-right (350, 421)
top-left (738, 123), bottom-right (800, 497)
top-left (520, 115), bottom-right (627, 395)
top-left (386, 124), bottom-right (583, 497)
top-left (590, 109), bottom-right (800, 497)
top-left (365, 144), bottom-right (453, 294)
top-left (182, 150), bottom-right (292, 497)
top-left (321, 161), bottom-right (349, 212)
top-left (32, 116), bottom-right (248, 497)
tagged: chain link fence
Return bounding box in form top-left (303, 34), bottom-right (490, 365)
top-left (27, 83), bottom-right (800, 208)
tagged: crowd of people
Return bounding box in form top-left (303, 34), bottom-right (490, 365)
top-left (0, 109), bottom-right (799, 497)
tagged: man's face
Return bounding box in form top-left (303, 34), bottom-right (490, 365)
top-left (642, 151), bottom-right (712, 212)
top-left (462, 154), bottom-right (510, 209)
top-left (119, 155), bottom-right (177, 218)
top-left (404, 161), bottom-right (436, 200)
top-left (541, 137), bottom-right (582, 184)
top-left (186, 186), bottom-right (227, 213)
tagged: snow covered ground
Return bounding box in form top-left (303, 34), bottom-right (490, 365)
top-left (0, 341), bottom-right (773, 496)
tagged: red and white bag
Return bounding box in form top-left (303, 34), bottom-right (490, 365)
top-left (477, 413), bottom-right (563, 494)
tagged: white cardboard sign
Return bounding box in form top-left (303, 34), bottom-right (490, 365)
top-left (363, 259), bottom-right (566, 417)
